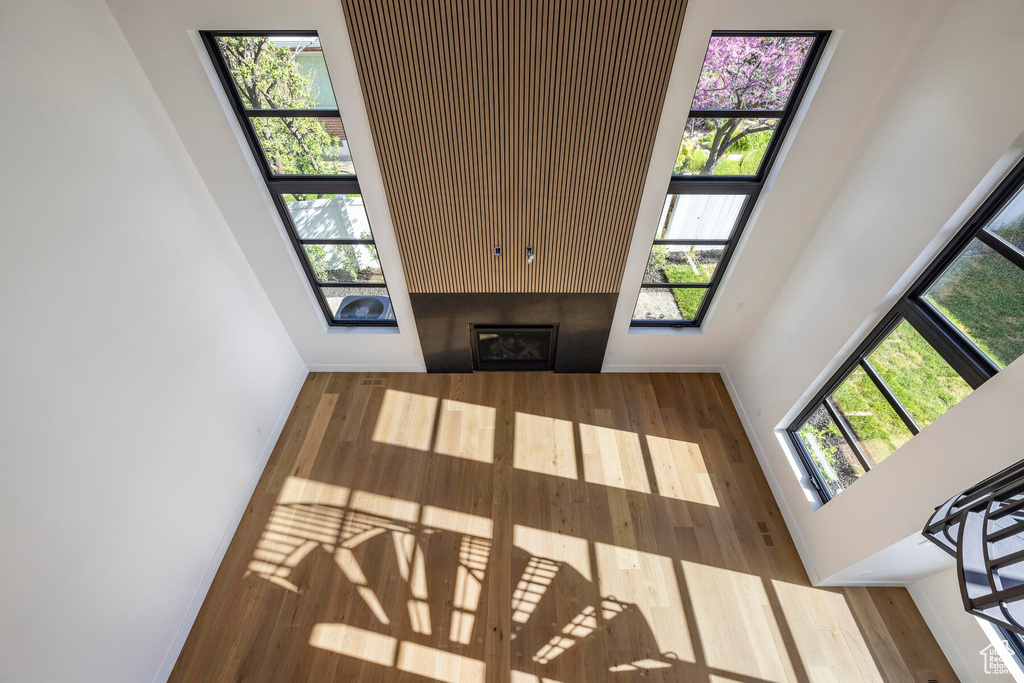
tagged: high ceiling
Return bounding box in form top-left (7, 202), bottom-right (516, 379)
top-left (341, 0), bottom-right (687, 293)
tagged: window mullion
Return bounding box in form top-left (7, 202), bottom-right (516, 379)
top-left (860, 359), bottom-right (920, 436)
top-left (666, 181), bottom-right (759, 195)
top-left (299, 239), bottom-right (375, 246)
top-left (823, 398), bottom-right (872, 471)
top-left (977, 229), bottom-right (1024, 272)
top-left (246, 108), bottom-right (342, 118)
top-left (687, 109), bottom-right (783, 119)
top-left (318, 280), bottom-right (387, 287)
top-left (267, 179), bottom-right (362, 195)
top-left (641, 283), bottom-right (709, 289)
top-left (897, 299), bottom-right (994, 389)
top-left (652, 239), bottom-right (730, 246)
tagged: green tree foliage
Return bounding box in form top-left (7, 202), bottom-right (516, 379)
top-left (219, 37), bottom-right (343, 175)
top-left (679, 36), bottom-right (812, 175)
top-left (305, 245), bottom-right (363, 283)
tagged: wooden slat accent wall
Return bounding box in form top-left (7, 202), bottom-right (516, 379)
top-left (341, 0), bottom-right (687, 293)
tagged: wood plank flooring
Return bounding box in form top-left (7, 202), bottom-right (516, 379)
top-left (170, 373), bottom-right (958, 682)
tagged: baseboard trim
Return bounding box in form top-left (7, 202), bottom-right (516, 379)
top-left (814, 579), bottom-right (908, 587)
top-left (718, 366), bottom-right (822, 586)
top-left (601, 364), bottom-right (726, 373)
top-left (306, 363), bottom-right (425, 373)
top-left (907, 580), bottom-right (978, 683)
top-left (152, 365), bottom-right (309, 683)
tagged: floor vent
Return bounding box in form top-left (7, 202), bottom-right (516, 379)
top-left (359, 379), bottom-right (387, 387)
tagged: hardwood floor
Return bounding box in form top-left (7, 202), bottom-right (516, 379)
top-left (171, 372), bottom-right (957, 682)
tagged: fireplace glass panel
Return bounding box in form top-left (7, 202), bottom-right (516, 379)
top-left (472, 325), bottom-right (556, 371)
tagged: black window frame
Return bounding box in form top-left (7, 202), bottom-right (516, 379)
top-left (631, 30), bottom-right (830, 329)
top-left (1000, 628), bottom-right (1024, 673)
top-left (789, 157), bottom-right (1024, 502)
top-left (202, 30), bottom-right (398, 328)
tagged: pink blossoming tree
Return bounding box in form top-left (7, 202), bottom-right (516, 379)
top-left (679, 36), bottom-right (812, 175)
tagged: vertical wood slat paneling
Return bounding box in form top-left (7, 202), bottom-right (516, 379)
top-left (341, 0), bottom-right (686, 293)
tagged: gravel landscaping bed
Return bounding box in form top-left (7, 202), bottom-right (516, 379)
top-left (633, 288), bottom-right (684, 321)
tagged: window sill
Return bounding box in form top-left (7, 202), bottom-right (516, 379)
top-left (628, 324), bottom-right (704, 335)
top-left (325, 324), bottom-right (401, 335)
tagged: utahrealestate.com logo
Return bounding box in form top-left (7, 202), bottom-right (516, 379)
top-left (980, 642), bottom-right (1011, 675)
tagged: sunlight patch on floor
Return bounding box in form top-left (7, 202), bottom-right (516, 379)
top-left (646, 435), bottom-right (719, 505)
top-left (594, 542), bottom-right (695, 663)
top-left (349, 489), bottom-right (420, 523)
top-left (277, 475), bottom-right (350, 507)
top-left (422, 505), bottom-right (493, 539)
top-left (372, 388), bottom-right (438, 451)
top-left (608, 658), bottom-right (672, 672)
top-left (511, 556), bottom-right (559, 628)
top-left (450, 536), bottom-right (488, 644)
top-left (248, 499), bottom-right (345, 591)
top-left (681, 560), bottom-right (790, 681)
top-left (532, 604), bottom-right (599, 663)
top-left (434, 398), bottom-right (496, 463)
top-left (309, 623), bottom-right (396, 667)
top-left (397, 640), bottom-right (486, 683)
top-left (579, 423), bottom-right (651, 494)
top-left (771, 579), bottom-right (881, 679)
top-left (514, 412), bottom-right (578, 479)
top-left (513, 524), bottom-right (591, 581)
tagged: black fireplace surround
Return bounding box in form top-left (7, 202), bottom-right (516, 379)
top-left (409, 293), bottom-right (616, 373)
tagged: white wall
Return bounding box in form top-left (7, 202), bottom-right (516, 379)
top-left (105, 0), bottom-right (425, 372)
top-left (726, 0), bottom-right (1024, 581)
top-left (722, 0), bottom-right (1024, 676)
top-left (0, 1), bottom-right (307, 681)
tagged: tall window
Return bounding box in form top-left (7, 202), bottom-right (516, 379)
top-left (632, 32), bottom-right (829, 327)
top-left (791, 159), bottom-right (1024, 501)
top-left (203, 31), bottom-right (397, 327)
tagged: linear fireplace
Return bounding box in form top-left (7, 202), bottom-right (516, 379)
top-left (409, 293), bottom-right (614, 373)
top-left (471, 325), bottom-right (558, 371)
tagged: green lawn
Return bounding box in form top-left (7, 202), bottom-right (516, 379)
top-left (674, 126), bottom-right (772, 176)
top-left (830, 320), bottom-right (974, 464)
top-left (924, 238), bottom-right (1024, 368)
top-left (798, 224), bottom-right (1024, 494)
top-left (866, 321), bottom-right (973, 428)
top-left (831, 366), bottom-right (911, 465)
top-left (663, 263), bottom-right (713, 320)
top-left (712, 145), bottom-right (767, 176)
